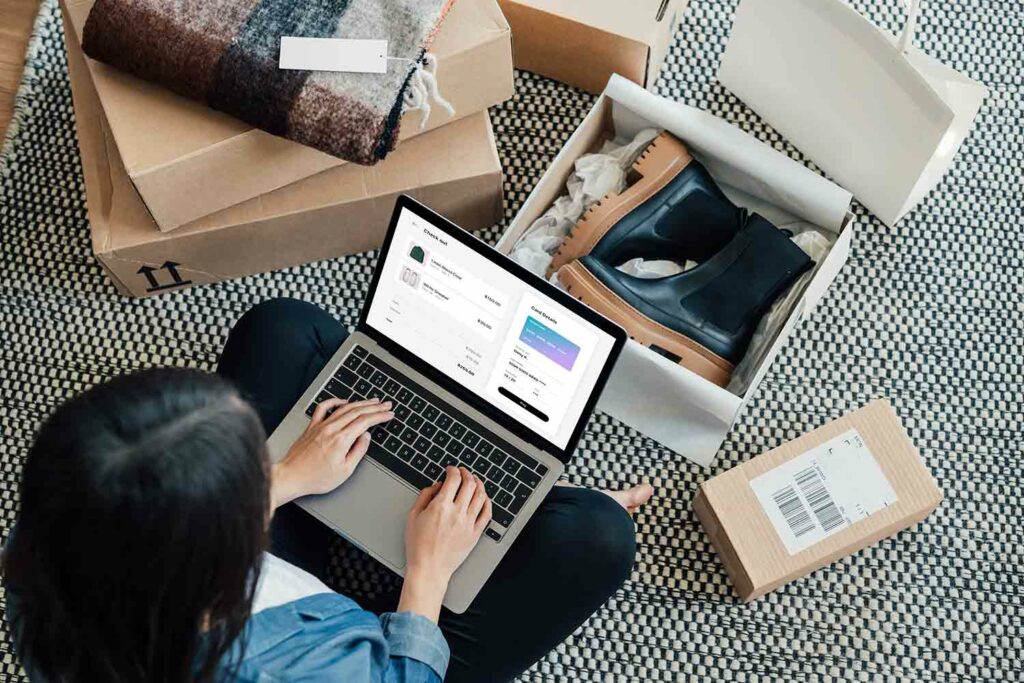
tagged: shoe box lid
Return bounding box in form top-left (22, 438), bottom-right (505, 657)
top-left (718, 0), bottom-right (987, 227)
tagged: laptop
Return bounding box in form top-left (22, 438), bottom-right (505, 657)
top-left (267, 195), bottom-right (626, 612)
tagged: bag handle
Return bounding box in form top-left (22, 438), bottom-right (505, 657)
top-left (897, 0), bottom-right (920, 53)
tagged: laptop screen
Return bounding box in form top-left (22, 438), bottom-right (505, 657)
top-left (365, 205), bottom-right (618, 451)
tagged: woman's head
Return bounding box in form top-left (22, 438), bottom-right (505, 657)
top-left (3, 368), bottom-right (269, 683)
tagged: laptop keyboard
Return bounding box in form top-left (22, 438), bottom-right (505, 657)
top-left (306, 344), bottom-right (549, 541)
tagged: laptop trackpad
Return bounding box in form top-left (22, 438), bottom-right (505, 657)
top-left (302, 460), bottom-right (413, 570)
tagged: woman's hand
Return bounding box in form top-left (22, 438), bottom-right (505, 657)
top-left (271, 398), bottom-right (393, 509)
top-left (398, 467), bottom-right (491, 621)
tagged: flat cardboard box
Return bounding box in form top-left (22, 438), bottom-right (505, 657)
top-left (62, 0), bottom-right (513, 231)
top-left (498, 0), bottom-right (686, 94)
top-left (693, 400), bottom-right (943, 602)
top-left (497, 76), bottom-right (855, 466)
top-left (63, 4), bottom-right (503, 298)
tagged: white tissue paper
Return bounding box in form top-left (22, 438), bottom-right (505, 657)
top-left (509, 128), bottom-right (661, 279)
top-left (509, 128), bottom-right (834, 396)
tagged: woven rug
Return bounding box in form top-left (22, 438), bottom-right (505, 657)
top-left (1, 0), bottom-right (1021, 680)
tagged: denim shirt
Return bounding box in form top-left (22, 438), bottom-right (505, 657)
top-left (219, 593), bottom-right (449, 682)
top-left (6, 586), bottom-right (449, 682)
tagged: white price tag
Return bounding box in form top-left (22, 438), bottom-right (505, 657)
top-left (279, 37), bottom-right (388, 74)
top-left (749, 429), bottom-right (898, 555)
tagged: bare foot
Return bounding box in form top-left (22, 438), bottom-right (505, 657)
top-left (602, 483), bottom-right (654, 515)
top-left (555, 481), bottom-right (654, 515)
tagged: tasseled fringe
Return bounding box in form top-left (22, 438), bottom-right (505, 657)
top-left (402, 53), bottom-right (455, 130)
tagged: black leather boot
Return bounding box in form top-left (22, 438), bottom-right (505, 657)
top-left (558, 214), bottom-right (814, 387)
top-left (547, 131), bottom-right (743, 277)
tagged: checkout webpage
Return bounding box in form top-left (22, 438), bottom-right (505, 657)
top-left (365, 208), bottom-right (616, 450)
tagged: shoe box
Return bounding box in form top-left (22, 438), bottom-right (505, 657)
top-left (694, 400), bottom-right (942, 601)
top-left (498, 0), bottom-right (686, 94)
top-left (62, 0), bottom-right (504, 298)
top-left (496, 75), bottom-right (856, 466)
top-left (61, 0), bottom-right (513, 232)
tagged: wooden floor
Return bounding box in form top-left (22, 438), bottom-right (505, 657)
top-left (0, 0), bottom-right (41, 140)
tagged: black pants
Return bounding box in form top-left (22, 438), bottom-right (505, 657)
top-left (217, 298), bottom-right (636, 683)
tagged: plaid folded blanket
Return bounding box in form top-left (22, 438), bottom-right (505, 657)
top-left (82, 0), bottom-right (455, 164)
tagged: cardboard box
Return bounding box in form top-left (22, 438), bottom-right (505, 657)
top-left (62, 0), bottom-right (513, 231)
top-left (497, 76), bottom-right (855, 466)
top-left (63, 4), bottom-right (504, 298)
top-left (693, 400), bottom-right (943, 602)
top-left (498, 0), bottom-right (686, 94)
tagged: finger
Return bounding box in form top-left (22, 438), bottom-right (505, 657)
top-left (344, 432), bottom-right (371, 469)
top-left (323, 397), bottom-right (387, 425)
top-left (325, 411), bottom-right (393, 464)
top-left (324, 401), bottom-right (393, 432)
top-left (323, 397), bottom-right (384, 424)
top-left (468, 475), bottom-right (487, 519)
top-left (474, 497), bottom-right (492, 534)
top-left (438, 466), bottom-right (462, 502)
top-left (411, 482), bottom-right (441, 514)
top-left (338, 410), bottom-right (394, 439)
top-left (309, 398), bottom-right (347, 425)
top-left (454, 467), bottom-right (477, 510)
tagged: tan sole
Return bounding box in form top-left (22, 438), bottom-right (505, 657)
top-left (546, 131), bottom-right (694, 278)
top-left (560, 260), bottom-right (734, 388)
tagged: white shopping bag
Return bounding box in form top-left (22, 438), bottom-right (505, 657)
top-left (718, 0), bottom-right (987, 227)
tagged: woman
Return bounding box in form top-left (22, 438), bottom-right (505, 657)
top-left (3, 298), bottom-right (652, 682)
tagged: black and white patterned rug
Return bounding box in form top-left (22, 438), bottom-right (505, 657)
top-left (1, 0), bottom-right (1021, 680)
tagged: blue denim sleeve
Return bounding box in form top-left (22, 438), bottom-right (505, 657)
top-left (223, 595), bottom-right (449, 682)
top-left (379, 611), bottom-right (450, 682)
top-left (5, 579), bottom-right (449, 683)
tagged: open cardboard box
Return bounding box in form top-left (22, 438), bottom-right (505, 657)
top-left (61, 0), bottom-right (513, 232)
top-left (496, 76), bottom-right (855, 466)
top-left (499, 0), bottom-right (686, 94)
top-left (63, 0), bottom-right (503, 298)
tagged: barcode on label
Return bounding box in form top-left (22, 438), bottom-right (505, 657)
top-left (750, 428), bottom-right (895, 555)
top-left (772, 484), bottom-right (814, 537)
top-left (795, 466), bottom-right (846, 532)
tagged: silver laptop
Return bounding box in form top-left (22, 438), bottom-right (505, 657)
top-left (268, 195), bottom-right (626, 613)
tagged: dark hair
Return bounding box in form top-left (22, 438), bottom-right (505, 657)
top-left (3, 368), bottom-right (269, 682)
